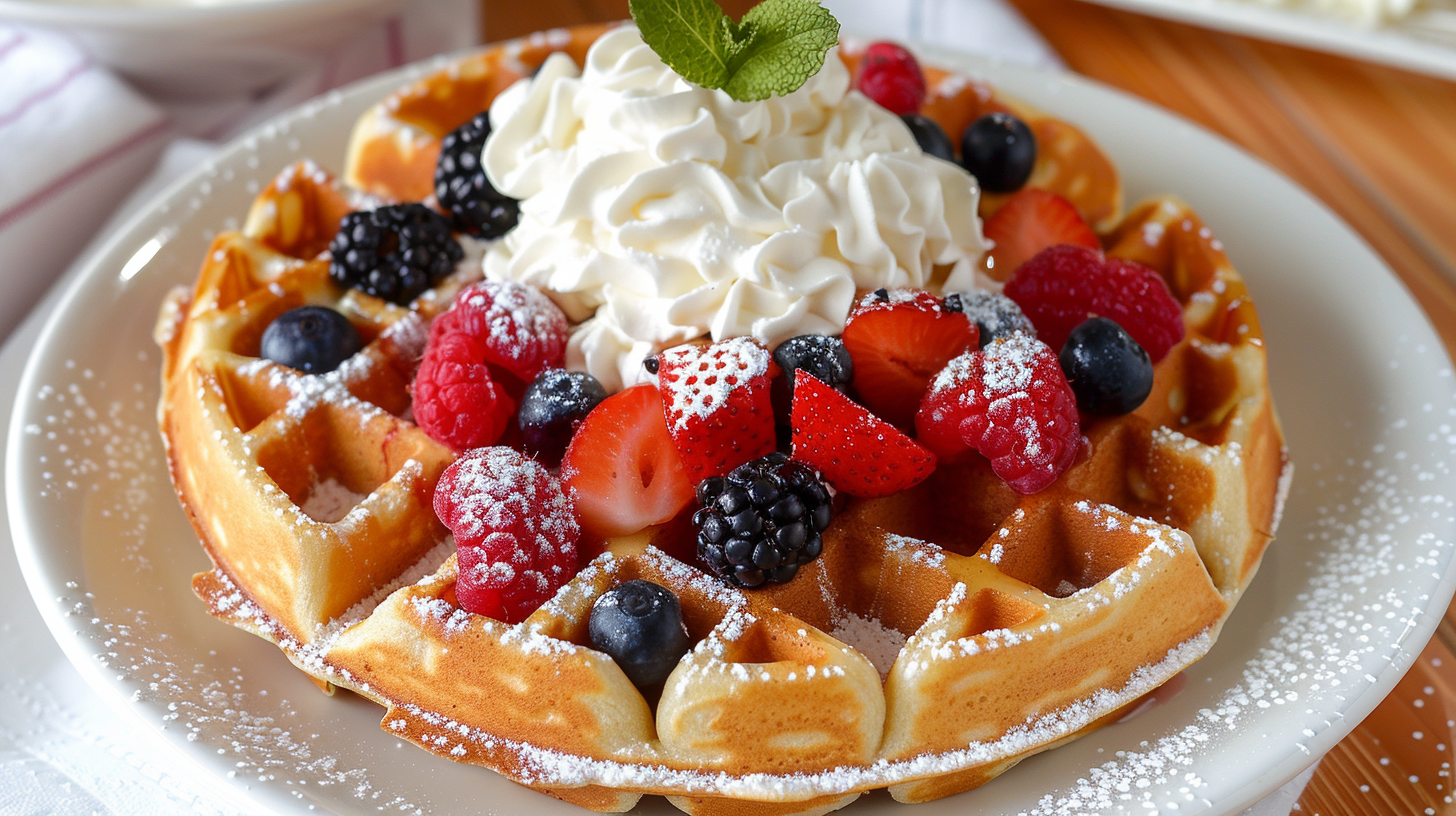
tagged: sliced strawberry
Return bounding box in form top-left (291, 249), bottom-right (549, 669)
top-left (983, 188), bottom-right (1100, 280)
top-left (791, 371), bottom-right (936, 498)
top-left (841, 289), bottom-right (978, 429)
top-left (656, 338), bottom-right (777, 480)
top-left (561, 384), bottom-right (695, 541)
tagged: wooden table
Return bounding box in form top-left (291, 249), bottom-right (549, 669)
top-left (481, 2), bottom-right (1456, 811)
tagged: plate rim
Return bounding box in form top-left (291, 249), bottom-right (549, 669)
top-left (7, 38), bottom-right (1454, 816)
top-left (1079, 0), bottom-right (1456, 83)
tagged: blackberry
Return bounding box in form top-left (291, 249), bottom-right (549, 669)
top-left (435, 112), bottom-right (520, 239)
top-left (693, 452), bottom-right (833, 589)
top-left (960, 112), bottom-right (1036, 193)
top-left (259, 305), bottom-right (362, 374)
top-left (944, 290), bottom-right (1035, 348)
top-left (329, 203), bottom-right (463, 305)
top-left (1059, 317), bottom-right (1154, 416)
top-left (773, 335), bottom-right (853, 397)
top-left (900, 114), bottom-right (956, 163)
top-left (518, 369), bottom-right (607, 466)
top-left (588, 580), bottom-right (691, 694)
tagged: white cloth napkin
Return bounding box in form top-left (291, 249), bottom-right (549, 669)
top-left (0, 1), bottom-right (1314, 813)
top-left (0, 0), bottom-right (481, 344)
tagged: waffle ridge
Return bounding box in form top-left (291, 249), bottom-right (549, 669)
top-left (156, 24), bottom-right (1288, 816)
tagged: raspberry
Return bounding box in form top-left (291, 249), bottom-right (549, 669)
top-left (436, 281), bottom-right (569, 383)
top-left (915, 333), bottom-right (1081, 494)
top-left (413, 330), bottom-right (513, 451)
top-left (856, 42), bottom-right (926, 115)
top-left (1003, 244), bottom-right (1185, 363)
top-left (433, 447), bottom-right (579, 624)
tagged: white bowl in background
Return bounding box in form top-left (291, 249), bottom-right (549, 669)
top-left (0, 0), bottom-right (413, 97)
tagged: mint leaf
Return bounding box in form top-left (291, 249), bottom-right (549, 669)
top-left (723, 0), bottom-right (840, 102)
top-left (629, 0), bottom-right (735, 90)
top-left (630, 0), bottom-right (840, 102)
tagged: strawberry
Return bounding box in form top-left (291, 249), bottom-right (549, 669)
top-left (840, 289), bottom-right (978, 429)
top-left (561, 384), bottom-right (696, 541)
top-left (655, 338), bottom-right (777, 480)
top-left (983, 188), bottom-right (1100, 280)
top-left (791, 371), bottom-right (936, 498)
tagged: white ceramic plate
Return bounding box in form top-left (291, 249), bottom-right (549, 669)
top-left (9, 43), bottom-right (1456, 816)
top-left (1080, 0), bottom-right (1456, 82)
top-left (0, 0), bottom-right (410, 96)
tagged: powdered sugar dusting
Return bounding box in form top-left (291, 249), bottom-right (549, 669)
top-left (300, 477), bottom-right (365, 523)
top-left (830, 612), bottom-right (907, 680)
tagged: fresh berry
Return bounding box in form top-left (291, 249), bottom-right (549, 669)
top-left (944, 291), bottom-right (1035, 348)
top-left (773, 335), bottom-right (853, 397)
top-left (588, 580), bottom-right (691, 694)
top-left (857, 42), bottom-right (926, 115)
top-left (1059, 317), bottom-right (1154, 416)
top-left (433, 447), bottom-right (579, 624)
top-left (414, 329), bottom-right (513, 451)
top-left (840, 289), bottom-right (978, 429)
top-left (791, 371), bottom-right (935, 498)
top-left (435, 111), bottom-right (520, 239)
top-left (329, 203), bottom-right (463, 305)
top-left (561, 384), bottom-right (696, 541)
top-left (656, 338), bottom-right (777, 480)
top-left (982, 188), bottom-right (1099, 278)
top-left (915, 333), bottom-right (1081, 494)
top-left (259, 305), bottom-right (362, 374)
top-left (960, 112), bottom-right (1037, 193)
top-left (693, 452), bottom-right (832, 588)
top-left (1003, 244), bottom-right (1185, 362)
top-left (901, 114), bottom-right (955, 163)
top-left (432, 280), bottom-right (569, 383)
top-left (518, 369), bottom-right (607, 466)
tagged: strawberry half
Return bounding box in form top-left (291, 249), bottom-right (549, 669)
top-left (840, 289), bottom-right (978, 429)
top-left (791, 371), bottom-right (936, 498)
top-left (656, 338), bottom-right (777, 480)
top-left (561, 384), bottom-right (695, 541)
top-left (983, 188), bottom-right (1100, 280)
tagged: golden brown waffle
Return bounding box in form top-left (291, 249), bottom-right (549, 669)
top-left (156, 25), bottom-right (1287, 816)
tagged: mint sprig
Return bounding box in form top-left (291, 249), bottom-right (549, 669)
top-left (629, 0), bottom-right (840, 102)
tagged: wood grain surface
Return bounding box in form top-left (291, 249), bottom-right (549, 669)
top-left (480, 2), bottom-right (1456, 811)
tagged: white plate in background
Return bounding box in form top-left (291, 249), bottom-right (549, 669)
top-left (8, 42), bottom-right (1456, 816)
top-left (1081, 0), bottom-right (1456, 81)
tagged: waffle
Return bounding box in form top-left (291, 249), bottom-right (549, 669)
top-left (155, 24), bottom-right (1288, 816)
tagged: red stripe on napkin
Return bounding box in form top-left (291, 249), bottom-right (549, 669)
top-left (0, 118), bottom-right (169, 232)
top-left (0, 59), bottom-right (93, 130)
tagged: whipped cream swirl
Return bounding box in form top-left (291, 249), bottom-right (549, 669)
top-left (482, 25), bottom-right (987, 391)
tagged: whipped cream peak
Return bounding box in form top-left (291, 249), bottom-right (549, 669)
top-left (482, 25), bottom-right (988, 391)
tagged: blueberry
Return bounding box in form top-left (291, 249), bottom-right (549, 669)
top-left (944, 291), bottom-right (1035, 348)
top-left (960, 112), bottom-right (1036, 193)
top-left (772, 335), bottom-right (853, 397)
top-left (518, 369), bottom-right (607, 466)
top-left (1059, 317), bottom-right (1154, 416)
top-left (259, 306), bottom-right (362, 374)
top-left (900, 114), bottom-right (955, 163)
top-left (588, 580), bottom-right (691, 694)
